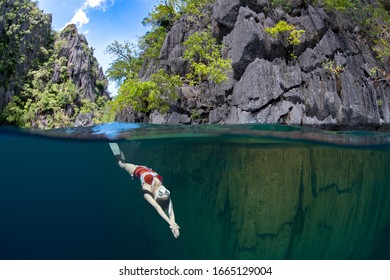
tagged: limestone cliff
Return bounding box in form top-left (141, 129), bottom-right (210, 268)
top-left (0, 0), bottom-right (109, 128)
top-left (118, 0), bottom-right (390, 130)
top-left (0, 0), bottom-right (52, 112)
top-left (54, 24), bottom-right (108, 104)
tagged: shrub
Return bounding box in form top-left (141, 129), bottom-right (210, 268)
top-left (183, 30), bottom-right (232, 85)
top-left (265, 20), bottom-right (305, 60)
top-left (110, 69), bottom-right (182, 114)
top-left (266, 21), bottom-right (305, 46)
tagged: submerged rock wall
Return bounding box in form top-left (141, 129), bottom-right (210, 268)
top-left (129, 141), bottom-right (390, 259)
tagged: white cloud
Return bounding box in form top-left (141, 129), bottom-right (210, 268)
top-left (85, 0), bottom-right (107, 9)
top-left (64, 0), bottom-right (115, 29)
top-left (68, 8), bottom-right (89, 28)
top-left (83, 0), bottom-right (114, 11)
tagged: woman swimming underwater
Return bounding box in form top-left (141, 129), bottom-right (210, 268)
top-left (111, 143), bottom-right (180, 238)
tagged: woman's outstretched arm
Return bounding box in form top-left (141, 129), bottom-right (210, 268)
top-left (168, 203), bottom-right (180, 238)
top-left (143, 194), bottom-right (180, 238)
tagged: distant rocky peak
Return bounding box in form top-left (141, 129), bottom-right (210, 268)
top-left (54, 24), bottom-right (109, 102)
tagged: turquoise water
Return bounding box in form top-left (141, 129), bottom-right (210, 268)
top-left (0, 123), bottom-right (390, 260)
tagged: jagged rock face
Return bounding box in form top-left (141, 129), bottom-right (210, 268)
top-left (210, 3), bottom-right (390, 129)
top-left (0, 0), bottom-right (52, 112)
top-left (54, 24), bottom-right (109, 102)
top-left (0, 1), bottom-right (109, 128)
top-left (125, 0), bottom-right (390, 129)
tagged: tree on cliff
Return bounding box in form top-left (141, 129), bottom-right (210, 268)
top-left (0, 0), bottom-right (109, 128)
top-left (106, 0), bottom-right (232, 118)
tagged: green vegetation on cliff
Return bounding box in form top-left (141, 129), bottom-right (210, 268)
top-left (106, 0), bottom-right (231, 117)
top-left (0, 0), bottom-right (108, 129)
top-left (2, 0), bottom-right (389, 127)
top-left (0, 0), bottom-right (52, 112)
top-left (322, 0), bottom-right (390, 62)
top-left (265, 20), bottom-right (305, 60)
top-left (184, 30), bottom-right (231, 85)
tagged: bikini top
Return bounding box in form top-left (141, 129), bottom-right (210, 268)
top-left (133, 166), bottom-right (163, 185)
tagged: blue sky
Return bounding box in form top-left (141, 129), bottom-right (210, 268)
top-left (37, 0), bottom-right (159, 94)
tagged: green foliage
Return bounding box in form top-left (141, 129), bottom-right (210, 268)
top-left (3, 61), bottom-right (108, 128)
top-left (265, 20), bottom-right (305, 61)
top-left (289, 29), bottom-right (306, 45)
top-left (360, 3), bottom-right (390, 63)
top-left (379, 0), bottom-right (390, 12)
top-left (266, 0), bottom-right (293, 13)
top-left (322, 59), bottom-right (345, 74)
top-left (142, 1), bottom-right (180, 30)
top-left (322, 0), bottom-right (390, 63)
top-left (3, 75), bottom-right (78, 128)
top-left (138, 26), bottom-right (168, 59)
top-left (139, 0), bottom-right (213, 60)
top-left (0, 0), bottom-right (52, 91)
top-left (2, 96), bottom-right (25, 126)
top-left (103, 0), bottom-right (226, 117)
top-left (79, 96), bottom-right (111, 124)
top-left (1, 5), bottom-right (108, 128)
top-left (323, 0), bottom-right (356, 12)
top-left (190, 110), bottom-right (200, 119)
top-left (139, 1), bottom-right (181, 60)
top-left (373, 38), bottom-right (390, 63)
top-left (110, 69), bottom-right (182, 114)
top-left (266, 21), bottom-right (305, 46)
top-left (105, 41), bottom-right (142, 84)
top-left (181, 0), bottom-right (213, 21)
top-left (266, 21), bottom-right (295, 38)
top-left (184, 30), bottom-right (232, 85)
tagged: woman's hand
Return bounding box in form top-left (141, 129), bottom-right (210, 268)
top-left (170, 223), bottom-right (180, 238)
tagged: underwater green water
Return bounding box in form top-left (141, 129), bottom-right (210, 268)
top-left (0, 123), bottom-right (389, 260)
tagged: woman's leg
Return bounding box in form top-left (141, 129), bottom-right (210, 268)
top-left (118, 162), bottom-right (138, 176)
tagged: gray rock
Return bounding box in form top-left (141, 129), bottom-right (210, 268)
top-left (255, 100), bottom-right (304, 125)
top-left (74, 112), bottom-right (94, 127)
top-left (159, 19), bottom-right (191, 76)
top-left (122, 0), bottom-right (390, 129)
top-left (149, 111), bottom-right (168, 124)
top-left (232, 58), bottom-right (302, 112)
top-left (0, 1), bottom-right (52, 112)
top-left (298, 48), bottom-right (325, 72)
top-left (301, 68), bottom-right (343, 122)
top-left (314, 29), bottom-right (343, 58)
top-left (224, 106), bottom-right (256, 124)
top-left (284, 87), bottom-right (304, 104)
top-left (58, 24), bottom-right (109, 102)
top-left (213, 0), bottom-right (242, 37)
top-left (209, 104), bottom-right (229, 124)
top-left (223, 6), bottom-right (277, 79)
top-left (139, 58), bottom-right (161, 81)
top-left (308, 5), bottom-right (327, 33)
top-left (212, 0), bottom-right (269, 38)
top-left (167, 112), bottom-right (191, 124)
top-left (338, 55), bottom-right (382, 127)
